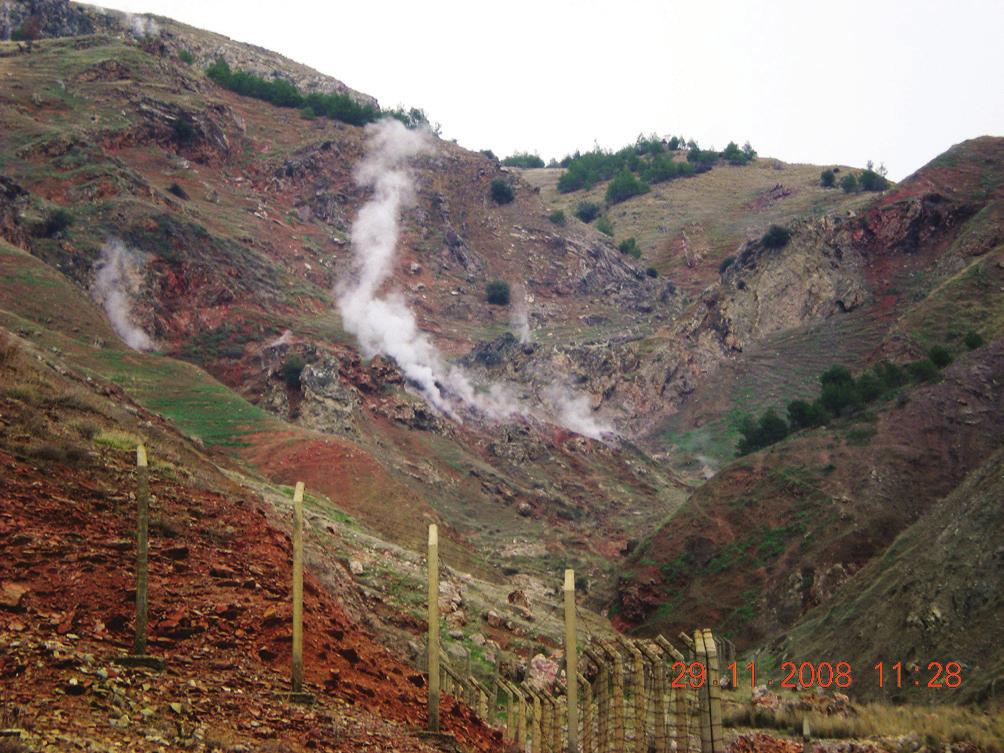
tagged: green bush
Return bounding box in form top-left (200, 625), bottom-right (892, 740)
top-left (686, 145), bottom-right (719, 171)
top-left (906, 359), bottom-right (938, 383)
top-left (840, 173), bottom-right (858, 193)
top-left (548, 209), bottom-right (566, 226)
top-left (206, 58), bottom-right (382, 126)
top-left (873, 360), bottom-right (908, 390)
top-left (479, 149), bottom-right (497, 161)
top-left (171, 116), bottom-right (196, 144)
top-left (762, 225), bottom-right (791, 249)
top-left (737, 409), bottom-right (789, 455)
top-left (820, 169), bottom-right (836, 188)
top-left (787, 400), bottom-right (830, 431)
top-left (595, 216), bottom-right (614, 237)
top-left (606, 169), bottom-right (649, 204)
top-left (928, 345), bottom-right (953, 368)
top-left (39, 208), bottom-right (73, 238)
top-left (640, 154), bottom-right (695, 184)
top-left (964, 331), bottom-right (985, 350)
top-left (485, 280), bottom-right (511, 305)
top-left (178, 49), bottom-right (195, 65)
top-left (574, 201), bottom-right (600, 223)
top-left (819, 365), bottom-right (859, 416)
top-left (855, 372), bottom-right (885, 402)
top-left (300, 106), bottom-right (316, 120)
top-left (859, 164), bottom-right (889, 191)
top-left (490, 179), bottom-right (514, 205)
top-left (618, 237), bottom-right (641, 259)
top-left (501, 152), bottom-right (545, 168)
top-left (719, 255), bottom-right (736, 274)
top-left (280, 355), bottom-right (306, 389)
top-left (722, 141), bottom-right (749, 166)
top-left (646, 267), bottom-right (658, 278)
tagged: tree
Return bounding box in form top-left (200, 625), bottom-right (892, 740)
top-left (574, 201), bottom-right (600, 223)
top-left (964, 331), bottom-right (985, 350)
top-left (280, 355), bottom-right (306, 389)
top-left (762, 225), bottom-right (791, 249)
top-left (906, 359), bottom-right (938, 383)
top-left (819, 365), bottom-right (859, 416)
top-left (840, 173), bottom-right (858, 193)
top-left (490, 179), bottom-right (514, 205)
top-left (787, 399), bottom-right (829, 430)
top-left (646, 267), bottom-right (658, 278)
top-left (859, 164), bottom-right (889, 191)
top-left (737, 408), bottom-right (790, 455)
top-left (820, 169), bottom-right (836, 188)
top-left (618, 237), bottom-right (641, 259)
top-left (742, 141), bottom-right (757, 161)
top-left (501, 152), bottom-right (545, 168)
top-left (719, 255), bottom-right (736, 274)
top-left (722, 141), bottom-right (749, 165)
top-left (928, 345), bottom-right (952, 368)
top-left (485, 280), bottom-right (511, 305)
top-left (605, 169), bottom-right (649, 204)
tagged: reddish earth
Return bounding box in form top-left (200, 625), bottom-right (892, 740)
top-left (0, 447), bottom-right (500, 752)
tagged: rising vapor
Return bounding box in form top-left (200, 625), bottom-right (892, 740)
top-left (93, 239), bottom-right (156, 352)
top-left (336, 119), bottom-right (611, 439)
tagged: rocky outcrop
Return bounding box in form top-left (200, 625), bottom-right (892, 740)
top-left (0, 0), bottom-right (94, 40)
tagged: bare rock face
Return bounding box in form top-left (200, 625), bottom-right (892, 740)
top-left (298, 359), bottom-right (360, 433)
top-left (0, 0), bottom-right (94, 40)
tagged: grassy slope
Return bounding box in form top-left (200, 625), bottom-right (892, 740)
top-left (522, 159), bottom-right (873, 294)
top-left (768, 446), bottom-right (1004, 704)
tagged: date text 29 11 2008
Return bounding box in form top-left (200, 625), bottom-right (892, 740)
top-left (667, 660), bottom-right (963, 690)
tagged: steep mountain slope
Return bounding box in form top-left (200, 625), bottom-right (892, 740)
top-left (766, 445), bottom-right (1004, 704)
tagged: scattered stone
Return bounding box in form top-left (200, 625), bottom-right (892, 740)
top-left (0, 582), bottom-right (28, 611)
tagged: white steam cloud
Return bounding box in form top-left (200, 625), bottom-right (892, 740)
top-left (336, 120), bottom-right (611, 439)
top-left (93, 239), bottom-right (155, 352)
top-left (124, 13), bottom-right (160, 38)
top-left (510, 283), bottom-right (532, 344)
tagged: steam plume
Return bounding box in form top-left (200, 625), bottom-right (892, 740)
top-left (510, 283), bottom-right (532, 344)
top-left (93, 239), bottom-right (155, 352)
top-left (336, 120), bottom-right (611, 439)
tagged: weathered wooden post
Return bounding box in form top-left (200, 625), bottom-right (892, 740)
top-left (133, 444), bottom-right (150, 656)
top-left (427, 524), bottom-right (440, 732)
top-left (600, 641), bottom-right (625, 753)
top-left (526, 685), bottom-right (543, 753)
top-left (511, 681), bottom-right (528, 749)
top-left (291, 482), bottom-right (305, 693)
top-left (617, 637), bottom-right (646, 753)
top-left (564, 569), bottom-right (579, 753)
top-left (584, 647), bottom-right (608, 753)
top-left (694, 630), bottom-right (723, 753)
top-left (640, 642), bottom-right (667, 753)
top-left (541, 689), bottom-right (554, 753)
top-left (655, 636), bottom-right (687, 751)
top-left (578, 673), bottom-right (593, 753)
top-left (114, 445), bottom-right (164, 670)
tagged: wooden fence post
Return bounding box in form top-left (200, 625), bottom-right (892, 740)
top-left (601, 641), bottom-right (625, 753)
top-left (427, 524), bottom-right (440, 732)
top-left (655, 636), bottom-right (687, 751)
top-left (564, 569), bottom-right (578, 753)
top-left (133, 444), bottom-right (150, 656)
top-left (291, 482), bottom-right (305, 693)
top-left (578, 673), bottom-right (593, 753)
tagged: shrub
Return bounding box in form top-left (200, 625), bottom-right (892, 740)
top-left (820, 382), bottom-right (860, 417)
top-left (178, 49), bottom-right (195, 65)
top-left (640, 154), bottom-right (695, 184)
top-left (167, 182), bottom-right (189, 200)
top-left (171, 116), bottom-right (196, 144)
top-left (595, 216), bottom-right (614, 237)
top-left (742, 141), bottom-right (757, 161)
top-left (906, 359), bottom-right (938, 383)
top-left (722, 141), bottom-right (749, 166)
top-left (820, 169), bottom-right (836, 187)
top-left (300, 106), bottom-right (316, 120)
top-left (618, 237), bottom-right (641, 259)
top-left (490, 179), bottom-right (514, 205)
top-left (485, 280), bottom-right (511, 306)
top-left (479, 149), bottom-right (497, 161)
top-left (385, 106), bottom-right (430, 129)
top-left (719, 255), bottom-right (736, 274)
top-left (928, 345), bottom-right (953, 368)
top-left (840, 173), bottom-right (858, 193)
top-left (859, 166), bottom-right (889, 192)
top-left (855, 372), bottom-right (885, 402)
top-left (787, 400), bottom-right (830, 431)
top-left (686, 145), bottom-right (719, 171)
top-left (279, 355), bottom-right (306, 389)
top-left (873, 360), bottom-right (908, 390)
top-left (0, 331), bottom-right (17, 368)
top-left (605, 169), bottom-right (649, 204)
top-left (634, 133), bottom-right (664, 155)
top-left (39, 208), bottom-right (73, 238)
top-left (548, 209), bottom-right (566, 226)
top-left (964, 331), bottom-right (984, 350)
top-left (820, 365), bottom-right (854, 388)
top-left (646, 267), bottom-right (658, 278)
top-left (762, 225), bottom-right (791, 249)
top-left (574, 201), bottom-right (600, 223)
top-left (737, 409), bottom-right (789, 455)
top-left (501, 152), bottom-right (545, 168)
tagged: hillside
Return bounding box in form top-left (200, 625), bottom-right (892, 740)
top-left (1, 1), bottom-right (1003, 749)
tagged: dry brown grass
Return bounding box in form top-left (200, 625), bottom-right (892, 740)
top-left (724, 699), bottom-right (1004, 751)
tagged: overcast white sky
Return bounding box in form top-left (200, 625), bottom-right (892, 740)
top-left (94, 0), bottom-right (1003, 179)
